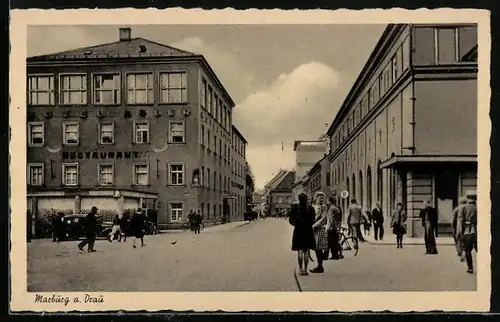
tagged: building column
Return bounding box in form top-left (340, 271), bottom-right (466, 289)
top-left (139, 197), bottom-right (144, 209)
top-left (405, 171), bottom-right (433, 237)
top-left (74, 196), bottom-right (81, 214)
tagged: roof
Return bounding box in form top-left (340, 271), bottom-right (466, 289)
top-left (326, 24), bottom-right (402, 136)
top-left (27, 37), bottom-right (197, 61)
top-left (264, 170), bottom-right (288, 190)
top-left (232, 125), bottom-right (248, 144)
top-left (293, 140), bottom-right (326, 151)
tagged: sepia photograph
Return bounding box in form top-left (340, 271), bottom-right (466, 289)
top-left (9, 8), bottom-right (491, 312)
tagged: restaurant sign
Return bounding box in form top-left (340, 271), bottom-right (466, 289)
top-left (62, 151), bottom-right (149, 160)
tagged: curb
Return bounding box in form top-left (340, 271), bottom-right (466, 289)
top-left (365, 240), bottom-right (455, 246)
top-left (293, 269), bottom-right (303, 292)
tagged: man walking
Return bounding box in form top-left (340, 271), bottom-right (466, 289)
top-left (107, 214), bottom-right (122, 242)
top-left (78, 206), bottom-right (98, 252)
top-left (193, 210), bottom-right (202, 234)
top-left (347, 199), bottom-right (365, 242)
top-left (372, 202), bottom-right (384, 241)
top-left (452, 197), bottom-right (468, 258)
top-left (456, 194), bottom-right (477, 274)
top-left (420, 201), bottom-right (438, 254)
top-left (326, 196), bottom-right (343, 260)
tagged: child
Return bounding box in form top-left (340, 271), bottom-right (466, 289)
top-left (363, 207), bottom-right (372, 236)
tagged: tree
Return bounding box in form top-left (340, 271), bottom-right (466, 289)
top-left (245, 162), bottom-right (256, 210)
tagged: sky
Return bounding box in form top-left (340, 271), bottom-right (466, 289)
top-left (28, 24), bottom-right (386, 190)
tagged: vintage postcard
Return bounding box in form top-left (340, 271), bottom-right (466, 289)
top-left (9, 8), bottom-right (491, 312)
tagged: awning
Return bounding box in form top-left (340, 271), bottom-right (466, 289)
top-left (379, 155), bottom-right (477, 169)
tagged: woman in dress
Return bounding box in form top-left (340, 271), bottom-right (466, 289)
top-left (130, 208), bottom-right (147, 248)
top-left (311, 191), bottom-right (329, 273)
top-left (391, 203), bottom-right (407, 249)
top-left (290, 193), bottom-right (316, 276)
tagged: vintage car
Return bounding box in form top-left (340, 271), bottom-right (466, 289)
top-left (60, 214), bottom-right (113, 241)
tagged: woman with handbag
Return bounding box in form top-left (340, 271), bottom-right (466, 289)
top-left (310, 191), bottom-right (329, 273)
top-left (290, 194), bottom-right (316, 276)
top-left (391, 203), bottom-right (407, 249)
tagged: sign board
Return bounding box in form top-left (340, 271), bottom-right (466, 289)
top-left (340, 190), bottom-right (349, 199)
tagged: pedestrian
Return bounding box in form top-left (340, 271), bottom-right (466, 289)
top-left (193, 210), bottom-right (202, 234)
top-left (372, 202), bottom-right (384, 241)
top-left (310, 191), bottom-right (328, 273)
top-left (130, 208), bottom-right (146, 248)
top-left (290, 194), bottom-right (316, 276)
top-left (107, 214), bottom-right (122, 242)
top-left (120, 211), bottom-right (131, 242)
top-left (391, 202), bottom-right (407, 249)
top-left (78, 206), bottom-right (98, 252)
top-left (453, 197), bottom-right (469, 258)
top-left (52, 212), bottom-right (64, 243)
top-left (420, 200), bottom-right (438, 254)
top-left (187, 210), bottom-right (195, 230)
top-left (456, 192), bottom-right (477, 274)
top-left (347, 199), bottom-right (365, 242)
top-left (363, 206), bottom-right (372, 236)
top-left (326, 196), bottom-right (343, 260)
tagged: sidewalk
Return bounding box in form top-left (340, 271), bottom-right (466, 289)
top-left (363, 232), bottom-right (455, 246)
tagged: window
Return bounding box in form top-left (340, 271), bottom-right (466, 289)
top-left (170, 203), bottom-right (183, 221)
top-left (169, 164), bottom-right (184, 185)
top-left (60, 74), bottom-right (87, 104)
top-left (435, 28), bottom-right (458, 64)
top-left (207, 168), bottom-right (211, 187)
top-left (93, 74), bottom-right (120, 104)
top-left (392, 54), bottom-right (399, 82)
top-left (371, 81), bottom-right (379, 108)
top-left (201, 78), bottom-right (207, 108)
top-left (362, 94), bottom-right (369, 117)
top-left (169, 121), bottom-right (185, 143)
top-left (201, 166), bottom-right (205, 186)
top-left (133, 164), bottom-right (149, 185)
top-left (28, 163), bottom-right (44, 186)
top-left (28, 75), bottom-right (55, 105)
top-left (127, 73), bottom-right (153, 104)
top-left (214, 135), bottom-right (217, 153)
top-left (218, 99), bottom-right (223, 124)
top-left (214, 95), bottom-right (218, 121)
top-left (98, 164), bottom-right (114, 185)
top-left (28, 122), bottom-right (44, 146)
top-left (201, 125), bottom-right (205, 146)
top-left (207, 130), bottom-right (211, 150)
top-left (214, 171), bottom-right (217, 190)
top-left (402, 36), bottom-right (411, 70)
top-left (99, 123), bottom-right (114, 144)
top-left (160, 72), bottom-right (187, 104)
top-left (134, 122), bottom-right (149, 144)
top-left (63, 122), bottom-right (79, 145)
top-left (208, 86), bottom-right (213, 114)
top-left (62, 163), bottom-right (78, 186)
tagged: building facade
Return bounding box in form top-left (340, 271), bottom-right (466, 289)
top-left (26, 27), bottom-right (248, 230)
top-left (229, 126), bottom-right (248, 219)
top-left (291, 140), bottom-right (328, 202)
top-left (307, 155), bottom-right (333, 199)
top-left (326, 23), bottom-right (478, 237)
top-left (267, 171), bottom-right (296, 216)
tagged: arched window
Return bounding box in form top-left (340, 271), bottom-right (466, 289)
top-left (377, 160), bottom-right (383, 208)
top-left (367, 166), bottom-right (372, 209)
top-left (359, 170), bottom-right (364, 207)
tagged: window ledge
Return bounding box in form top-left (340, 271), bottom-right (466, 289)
top-left (28, 104), bottom-right (56, 107)
top-left (63, 143), bottom-right (80, 147)
top-left (158, 102), bottom-right (189, 106)
top-left (28, 144), bottom-right (45, 148)
top-left (97, 142), bottom-right (115, 146)
top-left (92, 103), bottom-right (122, 107)
top-left (59, 103), bottom-right (88, 107)
top-left (133, 143), bottom-right (151, 146)
top-left (168, 142), bottom-right (186, 145)
top-left (168, 184), bottom-right (187, 187)
top-left (62, 184), bottom-right (80, 188)
top-left (131, 184), bottom-right (151, 188)
top-left (126, 103), bottom-right (155, 106)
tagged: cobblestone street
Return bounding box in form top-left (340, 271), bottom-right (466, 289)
top-left (28, 219), bottom-right (477, 292)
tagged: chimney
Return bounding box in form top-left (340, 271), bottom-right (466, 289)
top-left (119, 27), bottom-right (131, 41)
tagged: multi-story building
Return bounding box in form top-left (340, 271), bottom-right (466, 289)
top-left (262, 170), bottom-right (295, 215)
top-left (291, 140), bottom-right (328, 202)
top-left (26, 27), bottom-right (248, 230)
top-left (229, 125), bottom-right (247, 220)
top-left (307, 155), bottom-right (333, 199)
top-left (326, 23), bottom-right (478, 237)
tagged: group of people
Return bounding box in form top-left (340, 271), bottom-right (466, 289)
top-left (288, 191), bottom-right (343, 276)
top-left (187, 210), bottom-right (203, 234)
top-left (77, 207), bottom-right (149, 252)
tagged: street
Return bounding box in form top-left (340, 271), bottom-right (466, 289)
top-left (28, 219), bottom-right (476, 292)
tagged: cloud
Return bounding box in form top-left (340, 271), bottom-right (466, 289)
top-left (27, 26), bottom-right (107, 57)
top-left (171, 37), bottom-right (262, 103)
top-left (232, 62), bottom-right (344, 189)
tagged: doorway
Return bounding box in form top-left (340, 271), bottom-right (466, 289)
top-left (434, 170), bottom-right (459, 235)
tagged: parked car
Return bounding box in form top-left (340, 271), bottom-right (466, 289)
top-left (60, 214), bottom-right (113, 241)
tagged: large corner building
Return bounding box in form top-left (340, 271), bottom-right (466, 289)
top-left (26, 27), bottom-right (248, 229)
top-left (326, 23), bottom-right (478, 237)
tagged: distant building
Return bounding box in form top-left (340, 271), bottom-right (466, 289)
top-left (263, 170), bottom-right (295, 215)
top-left (292, 140), bottom-right (328, 202)
top-left (326, 23), bottom-right (478, 237)
top-left (26, 27), bottom-right (248, 231)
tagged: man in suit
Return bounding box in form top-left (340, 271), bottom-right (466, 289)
top-left (78, 206), bottom-right (98, 252)
top-left (347, 199), bottom-right (365, 242)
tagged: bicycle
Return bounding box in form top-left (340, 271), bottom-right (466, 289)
top-left (308, 225), bottom-right (359, 261)
top-left (181, 221), bottom-right (205, 232)
top-left (338, 226), bottom-right (359, 257)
